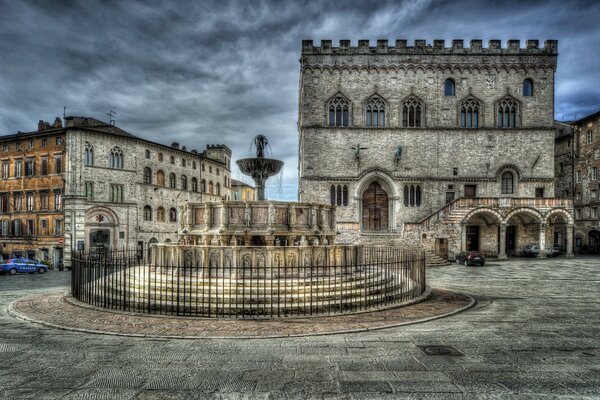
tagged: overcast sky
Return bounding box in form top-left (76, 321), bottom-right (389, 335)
top-left (1, 0), bottom-right (598, 200)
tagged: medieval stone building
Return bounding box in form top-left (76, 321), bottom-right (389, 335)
top-left (298, 39), bottom-right (574, 259)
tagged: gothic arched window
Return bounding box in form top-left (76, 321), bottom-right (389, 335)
top-left (181, 175), bottom-right (187, 190)
top-left (143, 167), bottom-right (152, 184)
top-left (402, 96), bottom-right (423, 128)
top-left (497, 97), bottom-right (518, 128)
top-left (328, 96), bottom-right (350, 127)
top-left (444, 79), bottom-right (455, 96)
top-left (85, 143), bottom-right (94, 166)
top-left (523, 79), bottom-right (533, 96)
top-left (169, 207), bottom-right (177, 222)
top-left (201, 179), bottom-right (206, 193)
top-left (365, 97), bottom-right (385, 127)
top-left (501, 172), bottom-right (514, 194)
top-left (157, 206), bottom-right (165, 222)
top-left (110, 147), bottom-right (124, 169)
top-left (169, 173), bottom-right (176, 188)
top-left (191, 177), bottom-right (198, 192)
top-left (143, 205), bottom-right (152, 221)
top-left (460, 98), bottom-right (481, 128)
top-left (156, 170), bottom-right (165, 186)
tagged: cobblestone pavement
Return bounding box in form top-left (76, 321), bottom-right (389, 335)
top-left (0, 257), bottom-right (599, 399)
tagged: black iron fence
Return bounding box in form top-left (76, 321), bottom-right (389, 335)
top-left (71, 246), bottom-right (426, 318)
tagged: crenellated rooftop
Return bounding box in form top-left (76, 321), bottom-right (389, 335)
top-left (302, 39), bottom-right (558, 55)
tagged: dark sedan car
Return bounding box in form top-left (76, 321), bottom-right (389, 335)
top-left (455, 251), bottom-right (486, 266)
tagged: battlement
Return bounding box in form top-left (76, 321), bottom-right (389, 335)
top-left (206, 144), bottom-right (232, 153)
top-left (302, 39), bottom-right (558, 55)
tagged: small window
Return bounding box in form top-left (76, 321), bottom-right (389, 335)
top-left (158, 153), bottom-right (163, 162)
top-left (85, 143), bottom-right (94, 166)
top-left (444, 79), bottom-right (455, 96)
top-left (143, 205), bottom-right (152, 221)
top-left (85, 181), bottom-right (94, 201)
top-left (209, 166), bottom-right (212, 173)
top-left (29, 139), bottom-right (34, 148)
top-left (170, 155), bottom-right (175, 164)
top-left (587, 130), bottom-right (593, 144)
top-left (56, 136), bottom-right (63, 145)
top-left (182, 159), bottom-right (186, 167)
top-left (192, 161), bottom-right (196, 170)
top-left (201, 179), bottom-right (206, 192)
top-left (181, 175), bottom-right (188, 190)
top-left (535, 188), bottom-right (544, 198)
top-left (2, 144), bottom-right (7, 151)
top-left (216, 168), bottom-right (220, 176)
top-left (143, 167), bottom-right (152, 184)
top-left (523, 79), bottom-right (533, 96)
top-left (41, 157), bottom-right (48, 176)
top-left (169, 207), bottom-right (177, 222)
top-left (53, 190), bottom-right (62, 210)
top-left (16, 143), bottom-right (21, 151)
top-left (202, 163), bottom-right (205, 171)
top-left (403, 185), bottom-right (422, 207)
top-left (55, 155), bottom-right (62, 174)
top-left (501, 172), bottom-right (514, 194)
top-left (169, 173), bottom-right (176, 188)
top-left (145, 149), bottom-right (150, 159)
top-left (592, 167), bottom-right (598, 181)
top-left (191, 177), bottom-right (198, 192)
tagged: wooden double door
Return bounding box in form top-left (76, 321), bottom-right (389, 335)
top-left (362, 182), bottom-right (389, 231)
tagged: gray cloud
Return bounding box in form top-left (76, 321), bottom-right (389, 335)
top-left (0, 0), bottom-right (598, 199)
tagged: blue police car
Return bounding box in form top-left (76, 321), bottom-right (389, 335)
top-left (0, 258), bottom-right (49, 275)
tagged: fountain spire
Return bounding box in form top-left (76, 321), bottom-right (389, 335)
top-left (236, 135), bottom-right (284, 200)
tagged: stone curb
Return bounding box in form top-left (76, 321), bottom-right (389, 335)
top-left (7, 288), bottom-right (475, 340)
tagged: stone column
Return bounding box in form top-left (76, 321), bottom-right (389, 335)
top-left (460, 223), bottom-right (467, 252)
top-left (537, 223), bottom-right (547, 258)
top-left (566, 223), bottom-right (574, 258)
top-left (498, 223), bottom-right (507, 260)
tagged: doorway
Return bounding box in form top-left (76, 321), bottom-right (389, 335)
top-left (435, 238), bottom-right (448, 260)
top-left (90, 229), bottom-right (111, 250)
top-left (589, 230), bottom-right (600, 254)
top-left (53, 248), bottom-right (63, 270)
top-left (362, 182), bottom-right (389, 231)
top-left (466, 226), bottom-right (480, 251)
top-left (506, 225), bottom-right (517, 256)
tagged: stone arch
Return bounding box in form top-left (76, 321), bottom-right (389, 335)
top-left (462, 207), bottom-right (503, 225)
top-left (503, 207), bottom-right (543, 224)
top-left (495, 164), bottom-right (522, 179)
top-left (85, 206), bottom-right (120, 251)
top-left (544, 208), bottom-right (574, 225)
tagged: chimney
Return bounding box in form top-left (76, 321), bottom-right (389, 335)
top-left (53, 117), bottom-right (62, 129)
top-left (38, 120), bottom-right (45, 131)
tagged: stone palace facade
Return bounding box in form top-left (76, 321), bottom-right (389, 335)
top-left (298, 39), bottom-right (574, 259)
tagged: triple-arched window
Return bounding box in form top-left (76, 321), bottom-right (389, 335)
top-left (143, 167), bottom-right (152, 184)
top-left (401, 96), bottom-right (423, 128)
top-left (523, 79), bottom-right (533, 96)
top-left (169, 173), bottom-right (176, 188)
top-left (85, 142), bottom-right (94, 166)
top-left (365, 97), bottom-right (385, 127)
top-left (460, 98), bottom-right (481, 128)
top-left (328, 96), bottom-right (350, 127)
top-left (110, 147), bottom-right (124, 169)
top-left (497, 97), bottom-right (518, 128)
top-left (403, 185), bottom-right (422, 207)
top-left (330, 185), bottom-right (349, 206)
top-left (501, 172), bottom-right (514, 194)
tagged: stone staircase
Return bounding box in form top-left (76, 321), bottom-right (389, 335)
top-left (359, 233), bottom-right (450, 267)
top-left (425, 251), bottom-right (451, 267)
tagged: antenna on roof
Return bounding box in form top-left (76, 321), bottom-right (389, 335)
top-left (63, 106), bottom-right (66, 119)
top-left (107, 110), bottom-right (116, 126)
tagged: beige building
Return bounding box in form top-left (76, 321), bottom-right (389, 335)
top-left (298, 39), bottom-right (573, 258)
top-left (0, 119), bottom-right (66, 268)
top-left (231, 179), bottom-right (255, 201)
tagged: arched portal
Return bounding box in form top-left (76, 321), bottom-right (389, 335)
top-left (362, 181), bottom-right (389, 231)
top-left (589, 230), bottom-right (600, 254)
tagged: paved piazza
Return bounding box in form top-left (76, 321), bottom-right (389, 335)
top-left (0, 257), bottom-right (598, 399)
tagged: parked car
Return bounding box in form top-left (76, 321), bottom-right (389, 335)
top-left (456, 251), bottom-right (486, 266)
top-left (0, 258), bottom-right (49, 275)
top-left (522, 245), bottom-right (560, 257)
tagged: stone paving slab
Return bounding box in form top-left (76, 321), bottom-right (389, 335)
top-left (7, 288), bottom-right (473, 339)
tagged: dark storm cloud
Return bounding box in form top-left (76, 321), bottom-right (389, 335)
top-left (0, 0), bottom-right (598, 199)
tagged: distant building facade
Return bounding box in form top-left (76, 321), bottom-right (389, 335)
top-left (231, 179), bottom-right (255, 201)
top-left (572, 111), bottom-right (600, 253)
top-left (0, 119), bottom-right (66, 268)
top-left (1, 116), bottom-right (232, 269)
top-left (298, 39), bottom-right (574, 258)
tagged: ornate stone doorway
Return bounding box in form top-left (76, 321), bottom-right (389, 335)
top-left (90, 229), bottom-right (110, 250)
top-left (362, 182), bottom-right (389, 231)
